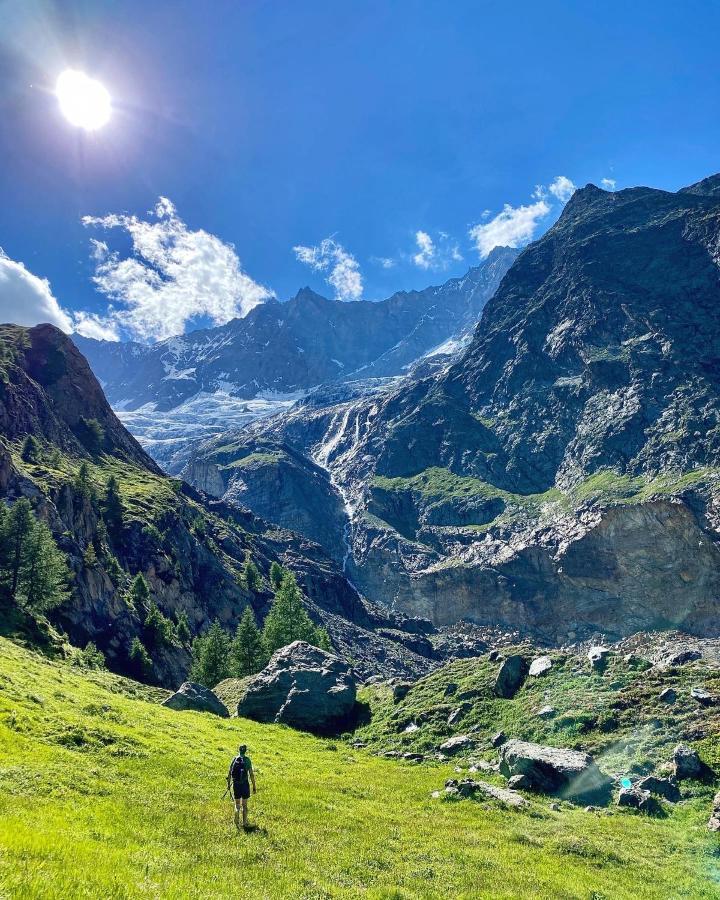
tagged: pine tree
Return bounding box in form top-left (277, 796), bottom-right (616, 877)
top-left (19, 519), bottom-right (69, 613)
top-left (230, 606), bottom-right (268, 676)
top-left (83, 542), bottom-right (98, 568)
top-left (129, 573), bottom-right (150, 610)
top-left (262, 572), bottom-right (326, 654)
top-left (144, 599), bottom-right (176, 649)
top-left (74, 462), bottom-right (96, 500)
top-left (243, 555), bottom-right (262, 593)
top-left (269, 561), bottom-right (284, 590)
top-left (189, 620), bottom-right (231, 687)
top-left (101, 475), bottom-right (124, 541)
top-left (175, 610), bottom-right (192, 646)
top-left (129, 636), bottom-right (152, 679)
top-left (2, 498), bottom-right (35, 600)
top-left (21, 435), bottom-right (41, 463)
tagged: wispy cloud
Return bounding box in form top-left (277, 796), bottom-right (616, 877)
top-left (371, 256), bottom-right (396, 270)
top-left (82, 197), bottom-right (272, 341)
top-left (293, 238), bottom-right (363, 301)
top-left (471, 174), bottom-right (576, 258)
top-left (411, 230), bottom-right (463, 271)
top-left (601, 177), bottom-right (617, 190)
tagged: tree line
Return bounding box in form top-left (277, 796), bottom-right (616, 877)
top-left (189, 566), bottom-right (331, 688)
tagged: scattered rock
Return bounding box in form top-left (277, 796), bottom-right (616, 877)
top-left (403, 722), bottom-right (419, 733)
top-left (499, 739), bottom-right (612, 802)
top-left (444, 778), bottom-right (528, 808)
top-left (588, 646), bottom-right (611, 672)
top-left (636, 775), bottom-right (680, 802)
top-left (659, 687), bottom-right (677, 704)
top-left (537, 705), bottom-right (555, 719)
top-left (584, 806), bottom-right (596, 813)
top-left (439, 734), bottom-right (476, 755)
top-left (402, 752), bottom-right (423, 762)
top-left (491, 730), bottom-right (507, 748)
top-left (364, 674), bottom-right (385, 686)
top-left (443, 682), bottom-right (458, 697)
top-left (656, 647), bottom-right (702, 669)
top-left (236, 641), bottom-right (356, 733)
top-left (690, 687), bottom-right (716, 707)
top-left (550, 802), bottom-right (560, 811)
top-left (672, 744), bottom-right (702, 780)
top-left (494, 654), bottom-right (529, 698)
top-left (529, 655), bottom-right (553, 677)
top-left (162, 682), bottom-right (229, 718)
top-left (447, 704), bottom-right (469, 727)
top-left (392, 681), bottom-right (413, 703)
top-left (617, 787), bottom-right (653, 812)
top-left (488, 650), bottom-right (501, 662)
top-left (708, 792), bottom-right (720, 832)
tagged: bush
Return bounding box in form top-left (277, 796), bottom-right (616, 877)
top-left (143, 600), bottom-right (176, 649)
top-left (175, 610), bottom-right (192, 646)
top-left (73, 642), bottom-right (106, 670)
top-left (76, 417), bottom-right (105, 453)
top-left (21, 435), bottom-right (41, 464)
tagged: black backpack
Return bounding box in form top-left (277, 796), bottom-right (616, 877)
top-left (229, 755), bottom-right (248, 784)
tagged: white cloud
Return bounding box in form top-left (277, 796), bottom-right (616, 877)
top-left (82, 197), bottom-right (272, 341)
top-left (411, 230), bottom-right (463, 271)
top-left (413, 231), bottom-right (435, 269)
top-left (293, 238), bottom-right (363, 301)
top-left (601, 177), bottom-right (617, 190)
top-left (0, 249), bottom-right (73, 331)
top-left (469, 199), bottom-right (551, 258)
top-left (372, 256), bottom-right (396, 269)
top-left (547, 175), bottom-right (577, 203)
top-left (71, 311), bottom-right (120, 342)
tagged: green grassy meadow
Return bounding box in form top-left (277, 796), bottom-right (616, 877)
top-left (1, 636), bottom-right (719, 899)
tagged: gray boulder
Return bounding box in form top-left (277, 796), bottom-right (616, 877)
top-left (529, 655), bottom-right (553, 677)
top-left (440, 734), bottom-right (476, 755)
top-left (617, 787), bottom-right (653, 812)
top-left (444, 778), bottom-right (528, 808)
top-left (673, 744), bottom-right (702, 780)
top-left (392, 681), bottom-right (413, 703)
top-left (708, 792), bottom-right (720, 832)
top-left (236, 641), bottom-right (356, 733)
top-left (499, 739), bottom-right (611, 802)
top-left (162, 681), bottom-right (229, 718)
top-left (690, 687), bottom-right (716, 707)
top-left (490, 730), bottom-right (507, 748)
top-left (494, 655), bottom-right (529, 698)
top-left (588, 646), bottom-right (611, 672)
top-left (636, 775), bottom-right (680, 802)
top-left (659, 687), bottom-right (677, 704)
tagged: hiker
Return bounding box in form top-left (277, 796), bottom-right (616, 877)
top-left (227, 743), bottom-right (256, 830)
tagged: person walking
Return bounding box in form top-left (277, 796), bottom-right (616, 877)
top-left (227, 744), bottom-right (256, 830)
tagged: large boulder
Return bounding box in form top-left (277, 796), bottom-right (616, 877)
top-left (162, 681), bottom-right (229, 718)
top-left (494, 655), bottom-right (529, 698)
top-left (672, 744), bottom-right (702, 780)
top-left (529, 655), bottom-right (553, 677)
top-left (499, 739), bottom-right (611, 802)
top-left (236, 641), bottom-right (357, 733)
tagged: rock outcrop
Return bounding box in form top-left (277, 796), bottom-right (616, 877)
top-left (236, 641), bottom-right (357, 732)
top-left (162, 682), bottom-right (229, 717)
top-left (494, 655), bottom-right (529, 698)
top-left (498, 739), bottom-right (611, 802)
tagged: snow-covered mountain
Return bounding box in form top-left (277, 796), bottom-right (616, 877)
top-left (76, 247), bottom-right (517, 470)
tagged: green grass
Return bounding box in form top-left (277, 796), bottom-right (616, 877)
top-left (1, 637), bottom-right (720, 899)
top-left (219, 451), bottom-right (284, 472)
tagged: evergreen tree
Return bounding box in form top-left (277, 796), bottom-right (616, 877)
top-left (175, 610), bottom-right (192, 646)
top-left (269, 561), bottom-right (284, 590)
top-left (74, 462), bottom-right (96, 500)
top-left (189, 620), bottom-right (231, 687)
top-left (243, 555), bottom-right (262, 592)
top-left (129, 573), bottom-right (150, 610)
top-left (19, 519), bottom-right (69, 613)
top-left (101, 475), bottom-right (124, 541)
top-left (1, 498), bottom-right (35, 600)
top-left (262, 572), bottom-right (326, 654)
top-left (129, 636), bottom-right (152, 679)
top-left (77, 416), bottom-right (105, 453)
top-left (83, 542), bottom-right (98, 568)
top-left (21, 435), bottom-right (41, 463)
top-left (230, 606), bottom-right (268, 677)
top-left (143, 599), bottom-right (176, 649)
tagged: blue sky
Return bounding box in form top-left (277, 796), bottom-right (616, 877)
top-left (0, 0), bottom-right (719, 341)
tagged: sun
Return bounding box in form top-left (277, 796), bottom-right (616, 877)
top-left (56, 69), bottom-right (111, 131)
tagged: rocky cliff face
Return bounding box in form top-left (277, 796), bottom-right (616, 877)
top-left (184, 174), bottom-right (720, 643)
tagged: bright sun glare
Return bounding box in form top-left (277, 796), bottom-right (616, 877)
top-left (56, 69), bottom-right (111, 131)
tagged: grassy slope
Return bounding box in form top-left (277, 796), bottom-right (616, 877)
top-left (1, 639), bottom-right (719, 899)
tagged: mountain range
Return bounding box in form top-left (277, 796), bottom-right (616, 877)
top-left (75, 246), bottom-right (517, 471)
top-left (183, 173), bottom-right (720, 644)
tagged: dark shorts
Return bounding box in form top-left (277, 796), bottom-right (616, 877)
top-left (233, 781), bottom-right (250, 800)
